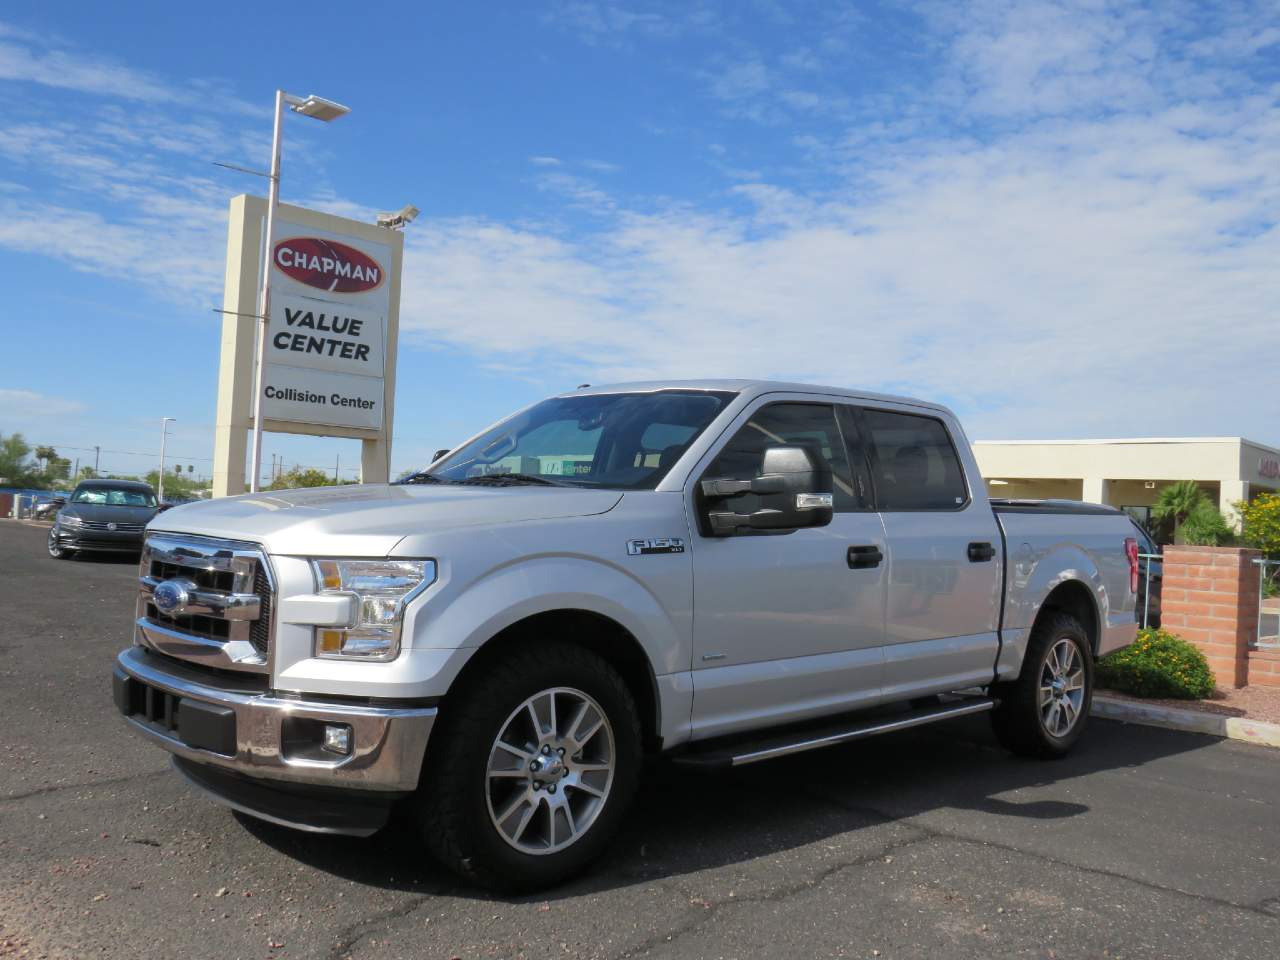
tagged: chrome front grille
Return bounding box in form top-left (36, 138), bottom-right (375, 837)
top-left (136, 533), bottom-right (276, 674)
top-left (82, 520), bottom-right (146, 532)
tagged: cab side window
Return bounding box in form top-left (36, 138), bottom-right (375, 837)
top-left (858, 408), bottom-right (968, 510)
top-left (703, 402), bottom-right (867, 513)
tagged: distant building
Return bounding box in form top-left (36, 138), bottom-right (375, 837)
top-left (971, 437), bottom-right (1280, 531)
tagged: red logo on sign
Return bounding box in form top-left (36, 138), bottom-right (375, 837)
top-left (1260, 458), bottom-right (1280, 479)
top-left (274, 237), bottom-right (384, 293)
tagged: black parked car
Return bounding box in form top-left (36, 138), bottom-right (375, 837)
top-left (47, 479), bottom-right (160, 560)
top-left (1131, 520), bottom-right (1162, 629)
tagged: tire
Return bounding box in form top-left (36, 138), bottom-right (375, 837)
top-left (415, 641), bottom-right (642, 892)
top-left (990, 612), bottom-right (1092, 758)
top-left (47, 528), bottom-right (75, 560)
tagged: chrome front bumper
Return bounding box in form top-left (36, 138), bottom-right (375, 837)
top-left (113, 646), bottom-right (436, 792)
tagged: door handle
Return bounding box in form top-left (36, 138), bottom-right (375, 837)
top-left (968, 541), bottom-right (996, 562)
top-left (847, 545), bottom-right (883, 569)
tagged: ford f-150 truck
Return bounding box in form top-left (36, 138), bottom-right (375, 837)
top-left (113, 380), bottom-right (1140, 890)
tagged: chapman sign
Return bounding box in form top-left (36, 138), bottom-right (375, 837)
top-left (260, 222), bottom-right (391, 430)
top-left (274, 237), bottom-right (384, 293)
top-left (211, 196), bottom-right (405, 497)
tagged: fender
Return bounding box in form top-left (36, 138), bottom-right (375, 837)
top-left (996, 541), bottom-right (1105, 680)
top-left (404, 553), bottom-right (690, 678)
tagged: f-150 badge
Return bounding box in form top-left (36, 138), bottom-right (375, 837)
top-left (627, 538), bottom-right (685, 556)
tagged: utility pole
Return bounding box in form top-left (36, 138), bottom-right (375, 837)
top-left (73, 457), bottom-right (79, 483)
top-left (158, 418), bottom-right (175, 502)
top-left (334, 453), bottom-right (340, 483)
top-left (94, 446), bottom-right (100, 474)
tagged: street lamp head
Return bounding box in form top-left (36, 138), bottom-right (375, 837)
top-left (288, 94), bottom-right (351, 122)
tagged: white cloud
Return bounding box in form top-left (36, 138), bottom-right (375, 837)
top-left (1, 2), bottom-right (1278, 447)
top-left (0, 25), bottom-right (259, 115)
top-left (0, 389), bottom-right (87, 419)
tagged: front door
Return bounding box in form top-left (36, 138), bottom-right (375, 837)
top-left (688, 398), bottom-right (888, 740)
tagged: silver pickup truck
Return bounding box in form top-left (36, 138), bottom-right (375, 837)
top-left (113, 380), bottom-right (1140, 890)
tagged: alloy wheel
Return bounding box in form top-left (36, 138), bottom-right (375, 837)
top-left (485, 686), bottom-right (615, 855)
top-left (1039, 638), bottom-right (1086, 737)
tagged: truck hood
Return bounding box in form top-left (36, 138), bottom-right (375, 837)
top-left (148, 484), bottom-right (624, 556)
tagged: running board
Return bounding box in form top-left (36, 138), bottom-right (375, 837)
top-left (672, 697), bottom-right (995, 770)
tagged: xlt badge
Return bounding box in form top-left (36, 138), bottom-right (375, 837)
top-left (627, 538), bottom-right (685, 556)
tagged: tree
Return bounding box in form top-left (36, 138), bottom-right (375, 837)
top-left (268, 466), bottom-right (333, 490)
top-left (1237, 492), bottom-right (1280, 593)
top-left (33, 445), bottom-right (55, 473)
top-left (143, 469), bottom-right (206, 502)
top-left (47, 455), bottom-right (71, 481)
top-left (1152, 480), bottom-right (1211, 542)
top-left (1180, 500), bottom-right (1233, 546)
top-left (0, 432), bottom-right (40, 487)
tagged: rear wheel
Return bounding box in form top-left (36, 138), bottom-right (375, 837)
top-left (991, 612), bottom-right (1092, 758)
top-left (415, 641), bottom-right (642, 892)
top-left (47, 528), bottom-right (74, 560)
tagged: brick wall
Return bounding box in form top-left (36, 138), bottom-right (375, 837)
top-left (1248, 647), bottom-right (1280, 688)
top-left (1160, 546), bottom-right (1261, 689)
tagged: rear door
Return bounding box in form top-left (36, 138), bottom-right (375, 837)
top-left (850, 404), bottom-right (1004, 700)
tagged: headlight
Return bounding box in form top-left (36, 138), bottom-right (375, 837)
top-left (59, 513), bottom-right (83, 527)
top-left (310, 559), bottom-right (436, 661)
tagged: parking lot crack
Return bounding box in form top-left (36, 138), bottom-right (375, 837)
top-left (0, 768), bottom-right (169, 806)
top-left (805, 788), bottom-right (1279, 922)
top-left (324, 893), bottom-right (440, 960)
top-left (609, 830), bottom-right (934, 960)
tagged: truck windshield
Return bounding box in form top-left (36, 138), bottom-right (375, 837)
top-left (423, 390), bottom-right (737, 489)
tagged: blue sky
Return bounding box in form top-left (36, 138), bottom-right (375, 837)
top-left (0, 1), bottom-right (1278, 483)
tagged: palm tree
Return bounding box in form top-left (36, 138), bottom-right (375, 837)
top-left (1152, 480), bottom-right (1209, 542)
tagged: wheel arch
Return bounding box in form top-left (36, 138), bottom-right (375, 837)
top-left (442, 609), bottom-right (664, 752)
top-left (1036, 579), bottom-right (1101, 654)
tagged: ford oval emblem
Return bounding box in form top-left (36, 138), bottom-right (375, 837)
top-left (152, 578), bottom-right (193, 617)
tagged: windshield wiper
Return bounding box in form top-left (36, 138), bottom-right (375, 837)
top-left (454, 473), bottom-right (572, 487)
top-left (397, 472), bottom-right (450, 485)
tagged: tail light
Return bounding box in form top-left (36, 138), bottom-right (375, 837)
top-left (1125, 537), bottom-right (1139, 593)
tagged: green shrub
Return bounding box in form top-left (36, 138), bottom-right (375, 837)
top-left (1096, 628), bottom-right (1215, 700)
top-left (1181, 500), bottom-right (1233, 546)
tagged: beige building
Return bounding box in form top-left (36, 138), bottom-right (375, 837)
top-left (972, 437), bottom-right (1280, 529)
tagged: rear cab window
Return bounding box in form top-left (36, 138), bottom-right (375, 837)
top-left (854, 407), bottom-right (969, 511)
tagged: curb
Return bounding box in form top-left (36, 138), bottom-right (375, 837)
top-left (1092, 694), bottom-right (1280, 749)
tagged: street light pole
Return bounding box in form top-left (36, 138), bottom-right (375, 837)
top-left (249, 90), bottom-right (286, 495)
top-left (246, 90), bottom-right (351, 494)
top-left (158, 418), bottom-right (176, 503)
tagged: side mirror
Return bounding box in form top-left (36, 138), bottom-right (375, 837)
top-left (701, 445), bottom-right (834, 536)
top-left (431, 448), bottom-right (451, 463)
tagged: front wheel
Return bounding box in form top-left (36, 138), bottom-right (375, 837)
top-left (415, 642), bottom-right (642, 892)
top-left (991, 612), bottom-right (1092, 758)
top-left (47, 528), bottom-right (74, 560)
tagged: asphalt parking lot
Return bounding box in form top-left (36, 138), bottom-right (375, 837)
top-left (2, 520), bottom-right (1279, 960)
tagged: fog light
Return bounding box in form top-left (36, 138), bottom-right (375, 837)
top-left (322, 723), bottom-right (352, 756)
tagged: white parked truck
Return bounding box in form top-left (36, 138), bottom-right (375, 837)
top-left (114, 381), bottom-right (1141, 890)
